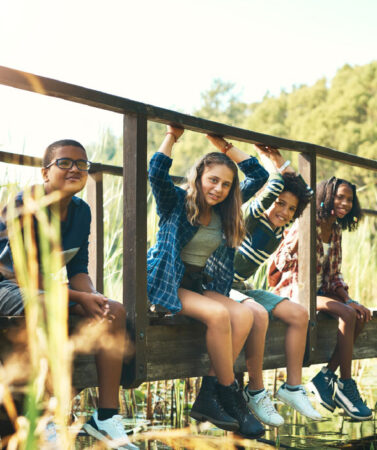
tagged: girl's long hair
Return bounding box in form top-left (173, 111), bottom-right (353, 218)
top-left (185, 152), bottom-right (245, 248)
top-left (316, 177), bottom-right (363, 231)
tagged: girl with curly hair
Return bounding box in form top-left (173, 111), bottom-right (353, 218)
top-left (270, 177), bottom-right (372, 421)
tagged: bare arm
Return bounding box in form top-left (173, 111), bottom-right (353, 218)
top-left (69, 273), bottom-right (110, 319)
top-left (205, 135), bottom-right (251, 163)
top-left (254, 144), bottom-right (296, 175)
top-left (157, 125), bottom-right (184, 158)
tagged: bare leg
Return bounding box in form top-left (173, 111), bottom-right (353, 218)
top-left (204, 290), bottom-right (255, 365)
top-left (317, 297), bottom-right (357, 379)
top-left (178, 288), bottom-right (253, 385)
top-left (95, 300), bottom-right (127, 408)
top-left (272, 300), bottom-right (308, 386)
top-left (240, 300), bottom-right (269, 390)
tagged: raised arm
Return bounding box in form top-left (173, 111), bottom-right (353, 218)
top-left (158, 125), bottom-right (184, 158)
top-left (148, 126), bottom-right (186, 217)
top-left (205, 135), bottom-right (251, 163)
top-left (254, 144), bottom-right (296, 175)
top-left (248, 172), bottom-right (285, 219)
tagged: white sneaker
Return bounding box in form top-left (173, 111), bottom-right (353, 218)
top-left (41, 419), bottom-right (59, 449)
top-left (243, 387), bottom-right (284, 427)
top-left (276, 384), bottom-right (322, 421)
top-left (83, 410), bottom-right (139, 450)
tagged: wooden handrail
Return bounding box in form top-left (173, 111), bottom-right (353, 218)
top-left (1, 65), bottom-right (377, 172)
top-left (0, 149), bottom-right (122, 176)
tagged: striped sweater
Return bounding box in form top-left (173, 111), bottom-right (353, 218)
top-left (233, 173), bottom-right (288, 281)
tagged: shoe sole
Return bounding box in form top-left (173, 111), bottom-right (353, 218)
top-left (307, 381), bottom-right (336, 412)
top-left (189, 410), bottom-right (239, 431)
top-left (82, 423), bottom-right (137, 450)
top-left (236, 429), bottom-right (265, 440)
top-left (246, 405), bottom-right (284, 427)
top-left (334, 397), bottom-right (373, 421)
top-left (276, 393), bottom-right (322, 421)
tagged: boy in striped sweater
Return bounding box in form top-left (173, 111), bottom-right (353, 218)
top-left (230, 145), bottom-right (320, 426)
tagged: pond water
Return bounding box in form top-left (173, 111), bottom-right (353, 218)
top-left (75, 360), bottom-right (377, 449)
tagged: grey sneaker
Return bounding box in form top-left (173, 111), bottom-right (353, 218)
top-left (243, 387), bottom-right (284, 427)
top-left (83, 410), bottom-right (139, 449)
top-left (276, 384), bottom-right (322, 420)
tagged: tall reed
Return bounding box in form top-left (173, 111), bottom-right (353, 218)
top-left (6, 186), bottom-right (72, 448)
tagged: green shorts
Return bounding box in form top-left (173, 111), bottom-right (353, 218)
top-left (230, 285), bottom-right (288, 319)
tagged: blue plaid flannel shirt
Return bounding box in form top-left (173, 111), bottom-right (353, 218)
top-left (147, 152), bottom-right (269, 313)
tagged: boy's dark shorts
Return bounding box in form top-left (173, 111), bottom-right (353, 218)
top-left (0, 279), bottom-right (25, 316)
top-left (0, 279), bottom-right (76, 316)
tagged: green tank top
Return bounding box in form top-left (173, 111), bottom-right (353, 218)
top-left (181, 211), bottom-right (222, 267)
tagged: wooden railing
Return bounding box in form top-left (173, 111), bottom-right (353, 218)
top-left (1, 65), bottom-right (376, 389)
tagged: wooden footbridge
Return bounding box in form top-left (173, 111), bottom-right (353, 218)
top-left (0, 65), bottom-right (376, 392)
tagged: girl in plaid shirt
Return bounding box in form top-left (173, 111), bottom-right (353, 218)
top-left (148, 126), bottom-right (269, 439)
top-left (270, 177), bottom-right (372, 421)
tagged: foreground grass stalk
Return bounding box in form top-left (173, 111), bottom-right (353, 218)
top-left (7, 187), bottom-right (73, 448)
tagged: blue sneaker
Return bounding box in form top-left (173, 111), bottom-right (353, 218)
top-left (308, 367), bottom-right (337, 412)
top-left (334, 379), bottom-right (372, 421)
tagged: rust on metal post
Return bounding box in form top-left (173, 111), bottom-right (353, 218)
top-left (298, 153), bottom-right (317, 363)
top-left (87, 171), bottom-right (104, 293)
top-left (123, 113), bottom-right (148, 387)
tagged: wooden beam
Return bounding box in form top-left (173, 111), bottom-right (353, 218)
top-left (87, 172), bottom-right (104, 293)
top-left (1, 66), bottom-right (377, 172)
top-left (363, 209), bottom-right (377, 217)
top-left (298, 153), bottom-right (317, 361)
top-left (0, 150), bottom-right (42, 167)
top-left (122, 112), bottom-right (148, 387)
top-left (0, 149), bottom-right (122, 176)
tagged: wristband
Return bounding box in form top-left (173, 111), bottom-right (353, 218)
top-left (345, 299), bottom-right (358, 305)
top-left (221, 142), bottom-right (233, 153)
top-left (278, 160), bottom-right (291, 173)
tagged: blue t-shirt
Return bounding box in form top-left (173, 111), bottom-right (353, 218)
top-left (0, 190), bottom-right (91, 281)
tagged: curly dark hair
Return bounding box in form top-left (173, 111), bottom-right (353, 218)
top-left (282, 173), bottom-right (312, 219)
top-left (316, 177), bottom-right (363, 231)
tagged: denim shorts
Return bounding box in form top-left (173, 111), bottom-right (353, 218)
top-left (180, 263), bottom-right (212, 295)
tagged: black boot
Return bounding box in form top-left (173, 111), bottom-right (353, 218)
top-left (217, 380), bottom-right (265, 439)
top-left (190, 376), bottom-right (239, 431)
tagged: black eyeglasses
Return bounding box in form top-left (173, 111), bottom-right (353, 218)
top-left (45, 157), bottom-right (92, 171)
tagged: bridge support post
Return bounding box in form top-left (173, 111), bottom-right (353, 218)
top-left (298, 152), bottom-right (317, 364)
top-left (87, 171), bottom-right (104, 293)
top-left (122, 112), bottom-right (148, 387)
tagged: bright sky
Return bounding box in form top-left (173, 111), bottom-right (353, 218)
top-left (1, 0), bottom-right (377, 160)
